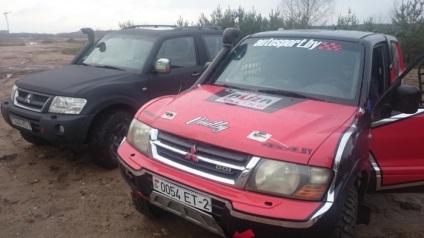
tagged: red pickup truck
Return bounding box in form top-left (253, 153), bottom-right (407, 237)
top-left (117, 28), bottom-right (423, 237)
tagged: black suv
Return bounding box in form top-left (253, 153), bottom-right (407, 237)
top-left (1, 25), bottom-right (223, 169)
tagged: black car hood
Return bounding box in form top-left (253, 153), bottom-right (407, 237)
top-left (16, 65), bottom-right (135, 96)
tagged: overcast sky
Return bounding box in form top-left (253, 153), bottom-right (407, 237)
top-left (0, 0), bottom-right (398, 33)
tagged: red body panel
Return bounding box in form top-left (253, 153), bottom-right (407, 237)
top-left (118, 141), bottom-right (323, 220)
top-left (371, 111), bottom-right (424, 187)
top-left (138, 85), bottom-right (357, 167)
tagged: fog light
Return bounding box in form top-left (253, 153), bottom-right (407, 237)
top-left (55, 124), bottom-right (65, 135)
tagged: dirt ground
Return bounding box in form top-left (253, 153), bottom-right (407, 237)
top-left (0, 38), bottom-right (423, 238)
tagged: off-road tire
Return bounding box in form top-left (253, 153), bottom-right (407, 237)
top-left (131, 192), bottom-right (166, 218)
top-left (331, 187), bottom-right (358, 238)
top-left (20, 132), bottom-right (49, 146)
top-left (88, 110), bottom-right (132, 169)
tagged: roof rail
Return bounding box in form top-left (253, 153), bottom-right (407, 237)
top-left (173, 26), bottom-right (222, 31)
top-left (124, 25), bottom-right (177, 29)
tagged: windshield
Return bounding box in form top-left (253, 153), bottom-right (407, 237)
top-left (214, 37), bottom-right (364, 105)
top-left (82, 34), bottom-right (155, 72)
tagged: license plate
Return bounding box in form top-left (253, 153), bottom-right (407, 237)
top-left (153, 176), bottom-right (212, 213)
top-left (10, 116), bottom-right (32, 131)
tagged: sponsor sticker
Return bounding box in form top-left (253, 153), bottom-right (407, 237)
top-left (161, 111), bottom-right (177, 120)
top-left (186, 116), bottom-right (229, 132)
top-left (252, 38), bottom-right (343, 51)
top-left (247, 131), bottom-right (272, 142)
top-left (215, 92), bottom-right (281, 110)
top-left (253, 38), bottom-right (322, 50)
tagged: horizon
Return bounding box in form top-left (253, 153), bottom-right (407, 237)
top-left (1, 0), bottom-right (395, 34)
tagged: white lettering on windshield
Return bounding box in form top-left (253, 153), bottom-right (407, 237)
top-left (253, 38), bottom-right (323, 50)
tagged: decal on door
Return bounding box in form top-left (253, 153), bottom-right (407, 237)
top-left (186, 116), bottom-right (229, 132)
top-left (371, 109), bottom-right (424, 128)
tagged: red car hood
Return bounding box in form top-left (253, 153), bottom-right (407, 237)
top-left (137, 85), bottom-right (357, 165)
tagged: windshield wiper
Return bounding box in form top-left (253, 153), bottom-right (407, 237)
top-left (258, 89), bottom-right (328, 102)
top-left (93, 65), bottom-right (125, 71)
top-left (215, 83), bottom-right (249, 91)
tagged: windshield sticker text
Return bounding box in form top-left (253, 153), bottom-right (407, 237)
top-left (215, 92), bottom-right (281, 110)
top-left (253, 38), bottom-right (322, 50)
top-left (186, 116), bottom-right (229, 133)
top-left (262, 142), bottom-right (313, 155)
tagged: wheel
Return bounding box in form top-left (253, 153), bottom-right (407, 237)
top-left (88, 110), bottom-right (132, 169)
top-left (331, 187), bottom-right (358, 238)
top-left (20, 132), bottom-right (49, 146)
top-left (131, 192), bottom-right (166, 217)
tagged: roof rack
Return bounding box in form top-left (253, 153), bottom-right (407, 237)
top-left (173, 26), bottom-right (221, 31)
top-left (124, 25), bottom-right (177, 29)
top-left (124, 25), bottom-right (222, 31)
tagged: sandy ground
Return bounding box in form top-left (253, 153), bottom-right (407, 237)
top-left (0, 39), bottom-right (423, 238)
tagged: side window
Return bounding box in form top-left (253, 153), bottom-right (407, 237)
top-left (202, 35), bottom-right (223, 61)
top-left (391, 42), bottom-right (401, 78)
top-left (369, 45), bottom-right (390, 108)
top-left (156, 37), bottom-right (196, 68)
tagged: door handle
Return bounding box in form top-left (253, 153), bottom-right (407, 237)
top-left (192, 72), bottom-right (200, 77)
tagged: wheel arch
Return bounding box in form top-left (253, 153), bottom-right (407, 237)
top-left (85, 103), bottom-right (137, 144)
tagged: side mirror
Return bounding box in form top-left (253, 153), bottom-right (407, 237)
top-left (155, 58), bottom-right (171, 74)
top-left (96, 42), bottom-right (106, 52)
top-left (372, 85), bottom-right (420, 121)
top-left (393, 85), bottom-right (420, 113)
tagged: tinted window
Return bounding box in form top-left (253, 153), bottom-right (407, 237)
top-left (83, 34), bottom-right (155, 71)
top-left (202, 35), bottom-right (223, 61)
top-left (214, 37), bottom-right (364, 105)
top-left (156, 37), bottom-right (196, 68)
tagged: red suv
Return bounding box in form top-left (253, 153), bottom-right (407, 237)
top-left (116, 28), bottom-right (423, 237)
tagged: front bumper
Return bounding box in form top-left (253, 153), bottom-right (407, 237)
top-left (1, 98), bottom-right (94, 148)
top-left (117, 141), bottom-right (338, 238)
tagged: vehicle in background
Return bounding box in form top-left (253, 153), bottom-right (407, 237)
top-left (1, 25), bottom-right (223, 169)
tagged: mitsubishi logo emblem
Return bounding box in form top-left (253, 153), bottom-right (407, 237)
top-left (185, 144), bottom-right (199, 162)
top-left (24, 94), bottom-right (32, 104)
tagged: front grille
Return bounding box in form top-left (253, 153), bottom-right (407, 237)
top-left (152, 131), bottom-right (254, 185)
top-left (14, 89), bottom-right (52, 112)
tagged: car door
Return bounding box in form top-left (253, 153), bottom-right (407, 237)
top-left (148, 35), bottom-right (203, 99)
top-left (370, 42), bottom-right (424, 191)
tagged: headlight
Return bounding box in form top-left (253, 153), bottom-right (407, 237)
top-left (48, 96), bottom-right (87, 114)
top-left (10, 84), bottom-right (17, 101)
top-left (246, 159), bottom-right (333, 201)
top-left (126, 119), bottom-right (152, 157)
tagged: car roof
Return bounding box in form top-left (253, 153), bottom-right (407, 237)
top-left (109, 25), bottom-right (223, 38)
top-left (250, 29), bottom-right (390, 43)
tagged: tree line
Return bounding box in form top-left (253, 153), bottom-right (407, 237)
top-left (119, 0), bottom-right (424, 63)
